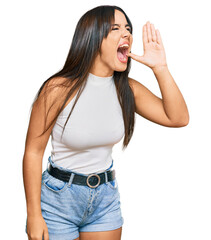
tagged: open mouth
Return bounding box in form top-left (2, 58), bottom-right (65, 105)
top-left (117, 44), bottom-right (129, 63)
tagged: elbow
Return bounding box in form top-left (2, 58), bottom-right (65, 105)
top-left (171, 115), bottom-right (190, 127)
top-left (184, 116), bottom-right (190, 126)
top-left (179, 119), bottom-right (189, 127)
top-left (181, 112), bottom-right (190, 126)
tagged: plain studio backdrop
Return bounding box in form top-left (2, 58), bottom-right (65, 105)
top-left (1, 0), bottom-right (210, 239)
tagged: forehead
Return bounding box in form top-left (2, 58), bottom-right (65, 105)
top-left (114, 10), bottom-right (128, 24)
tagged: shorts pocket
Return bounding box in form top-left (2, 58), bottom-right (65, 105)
top-left (106, 178), bottom-right (118, 190)
top-left (42, 170), bottom-right (68, 193)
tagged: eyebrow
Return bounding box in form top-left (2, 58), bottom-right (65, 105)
top-left (111, 24), bottom-right (131, 28)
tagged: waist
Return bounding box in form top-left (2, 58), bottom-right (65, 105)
top-left (47, 156), bottom-right (115, 188)
top-left (48, 155), bottom-right (114, 176)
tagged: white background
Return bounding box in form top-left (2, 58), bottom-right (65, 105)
top-left (1, 0), bottom-right (210, 239)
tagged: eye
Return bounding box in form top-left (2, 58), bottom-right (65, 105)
top-left (111, 27), bottom-right (132, 33)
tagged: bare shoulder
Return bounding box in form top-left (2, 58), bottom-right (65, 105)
top-left (128, 77), bottom-right (150, 99)
top-left (45, 76), bottom-right (82, 112)
top-left (42, 76), bottom-right (69, 96)
top-left (24, 76), bottom-right (72, 155)
top-left (39, 76), bottom-right (77, 106)
top-left (128, 77), bottom-right (138, 96)
top-left (47, 76), bottom-right (69, 86)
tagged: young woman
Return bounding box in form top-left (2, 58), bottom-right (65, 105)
top-left (23, 5), bottom-right (189, 240)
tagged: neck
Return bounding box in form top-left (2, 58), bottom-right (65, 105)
top-left (89, 70), bottom-right (114, 78)
top-left (89, 56), bottom-right (114, 77)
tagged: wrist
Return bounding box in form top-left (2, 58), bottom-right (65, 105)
top-left (151, 64), bottom-right (168, 74)
top-left (27, 206), bottom-right (42, 217)
top-left (27, 210), bottom-right (42, 217)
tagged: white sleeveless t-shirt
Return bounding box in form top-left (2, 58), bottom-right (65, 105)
top-left (50, 72), bottom-right (125, 174)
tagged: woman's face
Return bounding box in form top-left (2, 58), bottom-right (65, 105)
top-left (91, 10), bottom-right (133, 76)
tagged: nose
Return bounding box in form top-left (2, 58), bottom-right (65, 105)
top-left (122, 28), bottom-right (130, 38)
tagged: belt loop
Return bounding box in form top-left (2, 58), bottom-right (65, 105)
top-left (68, 173), bottom-right (75, 187)
top-left (105, 172), bottom-right (108, 183)
top-left (106, 159), bottom-right (113, 171)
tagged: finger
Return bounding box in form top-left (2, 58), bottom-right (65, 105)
top-left (146, 21), bottom-right (152, 42)
top-left (43, 230), bottom-right (49, 240)
top-left (151, 23), bottom-right (157, 42)
top-left (127, 52), bottom-right (144, 63)
top-left (155, 29), bottom-right (163, 45)
top-left (142, 24), bottom-right (147, 45)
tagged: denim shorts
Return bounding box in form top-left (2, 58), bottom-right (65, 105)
top-left (25, 156), bottom-right (124, 240)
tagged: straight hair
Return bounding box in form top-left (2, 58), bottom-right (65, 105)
top-left (30, 5), bottom-right (136, 150)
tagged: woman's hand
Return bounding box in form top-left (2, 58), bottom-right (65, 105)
top-left (26, 214), bottom-right (49, 240)
top-left (127, 21), bottom-right (167, 71)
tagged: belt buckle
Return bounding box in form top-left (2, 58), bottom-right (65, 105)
top-left (86, 173), bottom-right (101, 188)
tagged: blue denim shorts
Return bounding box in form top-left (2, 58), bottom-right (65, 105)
top-left (25, 156), bottom-right (124, 240)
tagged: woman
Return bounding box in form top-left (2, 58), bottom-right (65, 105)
top-left (23, 5), bottom-right (189, 240)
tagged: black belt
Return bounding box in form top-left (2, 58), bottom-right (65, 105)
top-left (47, 163), bottom-right (116, 189)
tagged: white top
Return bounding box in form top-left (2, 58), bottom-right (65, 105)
top-left (50, 72), bottom-right (125, 174)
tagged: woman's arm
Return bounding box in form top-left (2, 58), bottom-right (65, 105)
top-left (129, 68), bottom-right (189, 127)
top-left (22, 77), bottom-right (68, 238)
top-left (127, 21), bottom-right (189, 127)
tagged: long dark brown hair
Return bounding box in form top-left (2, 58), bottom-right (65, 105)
top-left (30, 5), bottom-right (136, 150)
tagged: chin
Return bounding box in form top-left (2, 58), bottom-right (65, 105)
top-left (114, 65), bottom-right (128, 72)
